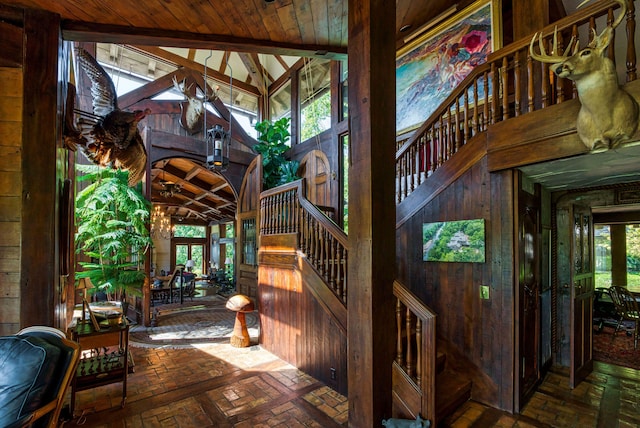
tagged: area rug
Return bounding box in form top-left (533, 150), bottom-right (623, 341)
top-left (593, 321), bottom-right (640, 370)
top-left (130, 295), bottom-right (260, 349)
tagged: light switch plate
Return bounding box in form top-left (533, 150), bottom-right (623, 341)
top-left (480, 285), bottom-right (490, 300)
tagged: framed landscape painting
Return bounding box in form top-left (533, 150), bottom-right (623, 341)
top-left (396, 0), bottom-right (501, 134)
top-left (423, 219), bottom-right (486, 263)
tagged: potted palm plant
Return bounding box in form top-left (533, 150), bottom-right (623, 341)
top-left (75, 165), bottom-right (152, 305)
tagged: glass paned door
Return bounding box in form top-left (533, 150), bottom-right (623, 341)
top-left (175, 243), bottom-right (205, 275)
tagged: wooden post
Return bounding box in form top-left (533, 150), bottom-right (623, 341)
top-left (611, 224), bottom-right (627, 286)
top-left (347, 0), bottom-right (396, 425)
top-left (22, 9), bottom-right (61, 328)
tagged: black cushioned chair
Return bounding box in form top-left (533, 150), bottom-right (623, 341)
top-left (0, 326), bottom-right (80, 428)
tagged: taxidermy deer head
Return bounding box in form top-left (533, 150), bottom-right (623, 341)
top-left (529, 0), bottom-right (638, 152)
top-left (172, 76), bottom-right (214, 134)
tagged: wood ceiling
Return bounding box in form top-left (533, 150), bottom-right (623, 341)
top-left (151, 158), bottom-right (237, 222)
top-left (10, 0), bottom-right (475, 225)
top-left (9, 0), bottom-right (476, 54)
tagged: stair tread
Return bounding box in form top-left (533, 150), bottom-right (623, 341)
top-left (436, 351), bottom-right (446, 373)
top-left (436, 369), bottom-right (472, 419)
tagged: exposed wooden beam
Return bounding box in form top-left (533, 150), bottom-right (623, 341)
top-left (128, 45), bottom-right (260, 96)
top-left (162, 163), bottom-right (236, 205)
top-left (268, 57), bottom-right (303, 95)
top-left (148, 128), bottom-right (256, 164)
top-left (184, 166), bottom-right (201, 181)
top-left (253, 53), bottom-right (275, 84)
top-left (238, 52), bottom-right (267, 95)
top-left (62, 20), bottom-right (348, 60)
top-left (118, 68), bottom-right (190, 110)
top-left (219, 51), bottom-right (229, 75)
top-left (274, 54), bottom-right (290, 72)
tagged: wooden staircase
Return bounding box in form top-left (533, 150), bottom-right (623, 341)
top-left (393, 280), bottom-right (472, 425)
top-left (435, 349), bottom-right (472, 423)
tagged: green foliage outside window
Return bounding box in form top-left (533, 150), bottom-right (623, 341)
top-left (173, 224), bottom-right (206, 238)
top-left (342, 134), bottom-right (349, 233)
top-left (75, 165), bottom-right (152, 298)
top-left (225, 223), bottom-right (235, 238)
top-left (175, 244), bottom-right (188, 266)
top-left (595, 224), bottom-right (640, 272)
top-left (301, 90), bottom-right (331, 142)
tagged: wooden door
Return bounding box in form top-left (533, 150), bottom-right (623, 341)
top-left (236, 156), bottom-right (262, 300)
top-left (516, 179), bottom-right (540, 409)
top-left (569, 205), bottom-right (594, 388)
top-left (299, 150), bottom-right (333, 218)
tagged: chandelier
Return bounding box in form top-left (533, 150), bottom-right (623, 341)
top-left (150, 206), bottom-right (172, 240)
top-left (159, 181), bottom-right (181, 198)
top-left (159, 169), bottom-right (181, 198)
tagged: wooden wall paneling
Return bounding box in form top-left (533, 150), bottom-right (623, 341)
top-left (21, 8), bottom-right (61, 328)
top-left (512, 0), bottom-right (549, 40)
top-left (398, 157), bottom-right (509, 410)
top-left (425, 195), bottom-right (439, 305)
top-left (258, 233), bottom-right (348, 395)
top-left (0, 6), bottom-right (23, 68)
top-left (465, 161), bottom-right (479, 357)
top-left (0, 6), bottom-right (24, 335)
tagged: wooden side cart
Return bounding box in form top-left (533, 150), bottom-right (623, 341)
top-left (70, 319), bottom-right (133, 414)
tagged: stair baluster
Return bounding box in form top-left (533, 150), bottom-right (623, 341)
top-left (396, 298), bottom-right (404, 366)
top-left (405, 306), bottom-right (413, 378)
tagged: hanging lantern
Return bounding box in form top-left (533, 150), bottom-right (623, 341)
top-left (206, 124), bottom-right (230, 171)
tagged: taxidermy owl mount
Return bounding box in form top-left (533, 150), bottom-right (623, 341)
top-left (529, 0), bottom-right (639, 152)
top-left (72, 47), bottom-right (149, 186)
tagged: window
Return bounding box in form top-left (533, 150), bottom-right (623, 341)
top-left (340, 60), bottom-right (348, 122)
top-left (173, 224), bottom-right (206, 238)
top-left (269, 80), bottom-right (292, 134)
top-left (241, 218), bottom-right (257, 266)
top-left (299, 59), bottom-right (331, 142)
top-left (595, 223), bottom-right (640, 293)
top-left (341, 134), bottom-right (349, 232)
top-left (175, 243), bottom-right (204, 275)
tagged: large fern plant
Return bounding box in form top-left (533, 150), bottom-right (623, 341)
top-left (75, 165), bottom-right (152, 299)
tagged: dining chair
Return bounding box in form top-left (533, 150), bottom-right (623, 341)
top-left (608, 286), bottom-right (640, 350)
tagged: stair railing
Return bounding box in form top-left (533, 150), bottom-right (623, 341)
top-left (260, 179), bottom-right (349, 304)
top-left (393, 280), bottom-right (437, 422)
top-left (396, 0), bottom-right (636, 203)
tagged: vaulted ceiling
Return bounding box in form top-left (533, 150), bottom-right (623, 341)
top-left (12, 0), bottom-right (482, 224)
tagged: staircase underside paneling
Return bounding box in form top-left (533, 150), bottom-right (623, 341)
top-left (258, 236), bottom-right (348, 395)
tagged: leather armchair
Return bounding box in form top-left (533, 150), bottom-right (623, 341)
top-left (0, 326), bottom-right (80, 428)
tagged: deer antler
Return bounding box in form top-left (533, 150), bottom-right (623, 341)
top-left (529, 26), bottom-right (576, 64)
top-left (172, 76), bottom-right (194, 98)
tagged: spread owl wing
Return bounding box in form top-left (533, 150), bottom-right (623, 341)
top-left (75, 47), bottom-right (118, 117)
